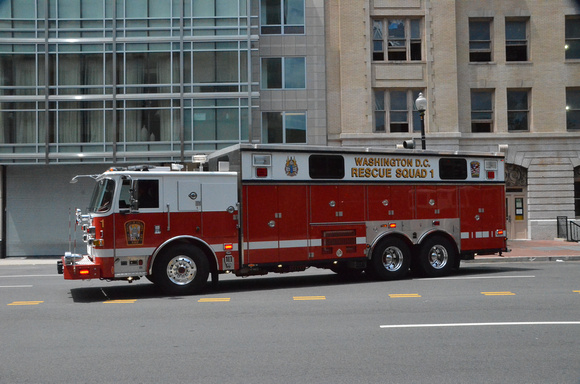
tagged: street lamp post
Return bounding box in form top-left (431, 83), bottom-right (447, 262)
top-left (415, 92), bottom-right (427, 150)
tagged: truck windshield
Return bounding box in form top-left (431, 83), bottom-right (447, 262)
top-left (88, 178), bottom-right (115, 213)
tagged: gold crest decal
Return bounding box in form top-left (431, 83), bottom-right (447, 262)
top-left (285, 156), bottom-right (299, 177)
top-left (125, 220), bottom-right (145, 246)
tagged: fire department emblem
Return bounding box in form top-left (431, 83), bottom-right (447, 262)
top-left (125, 220), bottom-right (145, 246)
top-left (470, 161), bottom-right (481, 178)
top-left (285, 156), bottom-right (299, 177)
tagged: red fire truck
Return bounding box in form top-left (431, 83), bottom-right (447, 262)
top-left (57, 144), bottom-right (507, 294)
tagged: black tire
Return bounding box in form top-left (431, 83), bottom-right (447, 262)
top-left (416, 236), bottom-right (457, 277)
top-left (153, 245), bottom-right (209, 295)
top-left (367, 237), bottom-right (411, 280)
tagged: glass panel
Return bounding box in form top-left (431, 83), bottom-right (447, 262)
top-left (149, 0), bottom-right (170, 17)
top-left (390, 111), bottom-right (407, 123)
top-left (566, 40), bottom-right (580, 60)
top-left (217, 108), bottom-right (239, 141)
top-left (566, 18), bottom-right (580, 38)
top-left (261, 58), bottom-right (282, 89)
top-left (126, 0), bottom-right (147, 17)
top-left (285, 0), bottom-right (304, 25)
top-left (261, 0), bottom-right (281, 25)
top-left (373, 20), bottom-right (383, 40)
top-left (411, 19), bottom-right (420, 38)
top-left (374, 90), bottom-right (384, 111)
top-left (375, 112), bottom-right (385, 132)
top-left (285, 112), bottom-right (306, 143)
top-left (390, 91), bottom-right (407, 110)
top-left (506, 20), bottom-right (526, 40)
top-left (508, 111), bottom-right (528, 131)
top-left (284, 57), bottom-right (305, 89)
top-left (388, 20), bottom-right (405, 41)
top-left (12, 0), bottom-right (35, 18)
top-left (469, 21), bottom-right (490, 41)
top-left (568, 111), bottom-right (580, 130)
top-left (263, 112), bottom-right (283, 143)
top-left (507, 91), bottom-right (528, 110)
top-left (59, 0), bottom-right (81, 18)
top-left (193, 0), bottom-right (215, 17)
top-left (567, 89), bottom-right (580, 109)
top-left (471, 91), bottom-right (492, 111)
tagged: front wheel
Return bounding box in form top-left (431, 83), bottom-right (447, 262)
top-left (153, 245), bottom-right (209, 295)
top-left (367, 237), bottom-right (411, 280)
top-left (416, 236), bottom-right (457, 277)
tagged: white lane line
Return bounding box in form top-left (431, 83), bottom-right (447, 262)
top-left (422, 275), bottom-right (535, 281)
top-left (0, 285), bottom-right (33, 288)
top-left (380, 321), bottom-right (580, 329)
top-left (0, 275), bottom-right (59, 278)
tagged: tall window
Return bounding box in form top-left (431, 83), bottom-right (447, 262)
top-left (469, 19), bottom-right (492, 62)
top-left (372, 19), bottom-right (422, 61)
top-left (262, 111), bottom-right (306, 143)
top-left (567, 88), bottom-right (580, 130)
top-left (471, 90), bottom-right (494, 132)
top-left (566, 17), bottom-right (580, 60)
top-left (505, 19), bottom-right (528, 62)
top-left (374, 89), bottom-right (423, 133)
top-left (261, 57), bottom-right (306, 89)
top-left (507, 90), bottom-right (530, 131)
top-left (260, 0), bottom-right (305, 35)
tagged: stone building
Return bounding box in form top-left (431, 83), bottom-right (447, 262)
top-left (326, 0), bottom-right (580, 240)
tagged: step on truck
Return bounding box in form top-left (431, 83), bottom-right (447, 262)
top-left (57, 144), bottom-right (507, 295)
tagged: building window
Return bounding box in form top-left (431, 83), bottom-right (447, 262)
top-left (261, 57), bottom-right (306, 89)
top-left (507, 90), bottom-right (529, 131)
top-left (567, 88), bottom-right (580, 130)
top-left (374, 89), bottom-right (423, 133)
top-left (372, 19), bottom-right (422, 62)
top-left (505, 19), bottom-right (528, 62)
top-left (262, 111), bottom-right (306, 143)
top-left (471, 90), bottom-right (494, 132)
top-left (566, 17), bottom-right (580, 60)
top-left (575, 167), bottom-right (580, 218)
top-left (260, 0), bottom-right (305, 35)
top-left (469, 19), bottom-right (492, 62)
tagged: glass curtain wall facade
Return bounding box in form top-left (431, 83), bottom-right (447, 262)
top-left (0, 0), bottom-right (257, 164)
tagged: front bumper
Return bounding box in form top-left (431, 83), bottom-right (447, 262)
top-left (57, 252), bottom-right (101, 280)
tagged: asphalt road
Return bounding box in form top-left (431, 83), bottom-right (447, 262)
top-left (1, 261), bottom-right (580, 384)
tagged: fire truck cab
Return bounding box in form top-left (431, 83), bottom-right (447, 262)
top-left (58, 144), bottom-right (507, 295)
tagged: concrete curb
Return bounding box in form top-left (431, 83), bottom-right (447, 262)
top-left (467, 256), bottom-right (580, 263)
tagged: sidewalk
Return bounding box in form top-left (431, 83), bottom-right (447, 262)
top-left (471, 239), bottom-right (580, 262)
top-left (1, 239), bottom-right (580, 266)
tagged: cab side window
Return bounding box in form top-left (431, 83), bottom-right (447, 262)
top-left (119, 179), bottom-right (131, 208)
top-left (137, 180), bottom-right (159, 209)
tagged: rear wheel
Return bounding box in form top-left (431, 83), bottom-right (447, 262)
top-left (367, 237), bottom-right (411, 280)
top-left (416, 236), bottom-right (457, 277)
top-left (153, 245), bottom-right (209, 295)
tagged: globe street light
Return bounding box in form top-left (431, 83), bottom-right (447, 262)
top-left (415, 92), bottom-right (427, 150)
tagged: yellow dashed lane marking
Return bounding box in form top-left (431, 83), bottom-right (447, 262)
top-left (389, 294), bottom-right (422, 298)
top-left (198, 298), bottom-right (231, 303)
top-left (103, 299), bottom-right (137, 304)
top-left (574, 290), bottom-right (580, 294)
top-left (8, 301), bottom-right (44, 306)
top-left (293, 296), bottom-right (326, 301)
top-left (481, 292), bottom-right (516, 296)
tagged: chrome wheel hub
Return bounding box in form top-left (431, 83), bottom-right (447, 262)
top-left (166, 256), bottom-right (197, 285)
top-left (428, 245), bottom-right (448, 269)
top-left (382, 246), bottom-right (404, 272)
